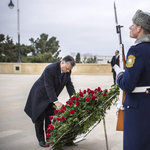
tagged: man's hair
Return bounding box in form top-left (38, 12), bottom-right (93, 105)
top-left (116, 50), bottom-right (119, 54)
top-left (62, 55), bottom-right (76, 67)
top-left (143, 28), bottom-right (150, 34)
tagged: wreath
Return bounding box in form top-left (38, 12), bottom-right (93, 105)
top-left (46, 84), bottom-right (119, 150)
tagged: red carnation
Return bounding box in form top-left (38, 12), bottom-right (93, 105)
top-left (91, 90), bottom-right (94, 95)
top-left (75, 97), bottom-right (79, 101)
top-left (87, 88), bottom-right (91, 93)
top-left (60, 109), bottom-right (65, 113)
top-left (54, 110), bottom-right (58, 114)
top-left (97, 87), bottom-right (101, 91)
top-left (68, 101), bottom-right (73, 105)
top-left (92, 94), bottom-right (97, 100)
top-left (86, 97), bottom-right (90, 102)
top-left (69, 96), bottom-right (75, 101)
top-left (61, 116), bottom-right (65, 121)
top-left (57, 118), bottom-right (61, 121)
top-left (54, 118), bottom-right (57, 122)
top-left (62, 105), bottom-right (66, 110)
top-left (75, 101), bottom-right (81, 106)
top-left (83, 90), bottom-right (86, 94)
top-left (49, 116), bottom-right (53, 120)
top-left (68, 98), bottom-right (73, 102)
top-left (46, 128), bottom-right (51, 133)
top-left (48, 124), bottom-right (54, 130)
top-left (105, 89), bottom-right (108, 92)
top-left (46, 133), bottom-right (50, 139)
top-left (70, 110), bottom-right (75, 114)
top-left (66, 100), bottom-right (69, 104)
top-left (103, 93), bottom-right (107, 97)
top-left (79, 92), bottom-right (84, 97)
top-left (72, 96), bottom-right (76, 100)
top-left (94, 89), bottom-right (98, 93)
top-left (46, 143), bottom-right (49, 147)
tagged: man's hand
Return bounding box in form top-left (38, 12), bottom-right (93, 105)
top-left (54, 101), bottom-right (63, 109)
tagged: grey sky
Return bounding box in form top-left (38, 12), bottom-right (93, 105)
top-left (1, 0), bottom-right (150, 56)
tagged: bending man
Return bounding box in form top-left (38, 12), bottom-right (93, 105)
top-left (24, 55), bottom-right (76, 147)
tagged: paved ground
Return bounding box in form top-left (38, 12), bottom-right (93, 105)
top-left (0, 74), bottom-right (123, 150)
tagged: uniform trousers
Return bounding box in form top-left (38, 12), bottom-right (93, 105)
top-left (124, 96), bottom-right (150, 150)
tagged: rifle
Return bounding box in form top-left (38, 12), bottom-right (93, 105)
top-left (114, 2), bottom-right (126, 131)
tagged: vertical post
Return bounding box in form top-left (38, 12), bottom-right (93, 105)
top-left (17, 0), bottom-right (21, 63)
top-left (103, 117), bottom-right (109, 150)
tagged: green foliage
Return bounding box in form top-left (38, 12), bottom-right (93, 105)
top-left (27, 52), bottom-right (53, 63)
top-left (107, 60), bottom-right (111, 64)
top-left (46, 84), bottom-right (119, 149)
top-left (75, 53), bottom-right (81, 63)
top-left (0, 33), bottom-right (62, 63)
top-left (29, 33), bottom-right (62, 62)
top-left (0, 34), bottom-right (35, 62)
top-left (0, 35), bottom-right (17, 62)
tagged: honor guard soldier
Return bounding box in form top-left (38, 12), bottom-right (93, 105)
top-left (114, 10), bottom-right (150, 150)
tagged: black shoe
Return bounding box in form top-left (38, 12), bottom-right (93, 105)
top-left (39, 141), bottom-right (46, 147)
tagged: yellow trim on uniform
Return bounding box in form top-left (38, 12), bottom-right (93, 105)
top-left (126, 55), bottom-right (136, 68)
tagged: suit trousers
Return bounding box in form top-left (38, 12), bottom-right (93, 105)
top-left (113, 71), bottom-right (116, 84)
top-left (35, 103), bottom-right (55, 142)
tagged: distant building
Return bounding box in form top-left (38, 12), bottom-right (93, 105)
top-left (61, 53), bottom-right (112, 64)
top-left (95, 55), bottom-right (112, 64)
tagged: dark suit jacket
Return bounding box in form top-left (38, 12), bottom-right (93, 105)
top-left (111, 55), bottom-right (119, 72)
top-left (24, 61), bottom-right (75, 123)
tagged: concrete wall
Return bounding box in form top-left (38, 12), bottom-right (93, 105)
top-left (0, 63), bottom-right (112, 75)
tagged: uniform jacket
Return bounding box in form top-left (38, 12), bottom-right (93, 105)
top-left (117, 35), bottom-right (150, 150)
top-left (111, 55), bottom-right (119, 72)
top-left (24, 61), bottom-right (75, 123)
top-left (117, 42), bottom-right (150, 107)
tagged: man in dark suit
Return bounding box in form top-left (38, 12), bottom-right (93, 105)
top-left (111, 50), bottom-right (119, 84)
top-left (24, 55), bottom-right (76, 147)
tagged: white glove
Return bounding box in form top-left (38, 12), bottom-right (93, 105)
top-left (114, 64), bottom-right (124, 76)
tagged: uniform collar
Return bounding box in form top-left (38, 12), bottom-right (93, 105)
top-left (134, 34), bottom-right (150, 45)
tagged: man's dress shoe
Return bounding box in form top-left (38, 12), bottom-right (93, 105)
top-left (39, 141), bottom-right (46, 147)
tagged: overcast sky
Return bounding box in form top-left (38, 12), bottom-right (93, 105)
top-left (1, 0), bottom-right (150, 57)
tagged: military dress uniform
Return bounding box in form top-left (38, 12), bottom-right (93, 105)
top-left (116, 35), bottom-right (150, 150)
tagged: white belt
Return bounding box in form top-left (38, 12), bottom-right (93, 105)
top-left (132, 86), bottom-right (150, 93)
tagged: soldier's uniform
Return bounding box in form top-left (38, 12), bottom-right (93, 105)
top-left (117, 40), bottom-right (150, 150)
top-left (115, 10), bottom-right (150, 150)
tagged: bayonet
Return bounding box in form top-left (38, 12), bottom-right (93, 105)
top-left (114, 2), bottom-right (124, 46)
top-left (114, 2), bottom-right (126, 131)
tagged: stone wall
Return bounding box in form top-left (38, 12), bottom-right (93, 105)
top-left (0, 63), bottom-right (112, 75)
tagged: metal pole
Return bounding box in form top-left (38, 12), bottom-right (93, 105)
top-left (17, 0), bottom-right (21, 63)
top-left (103, 117), bottom-right (109, 150)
